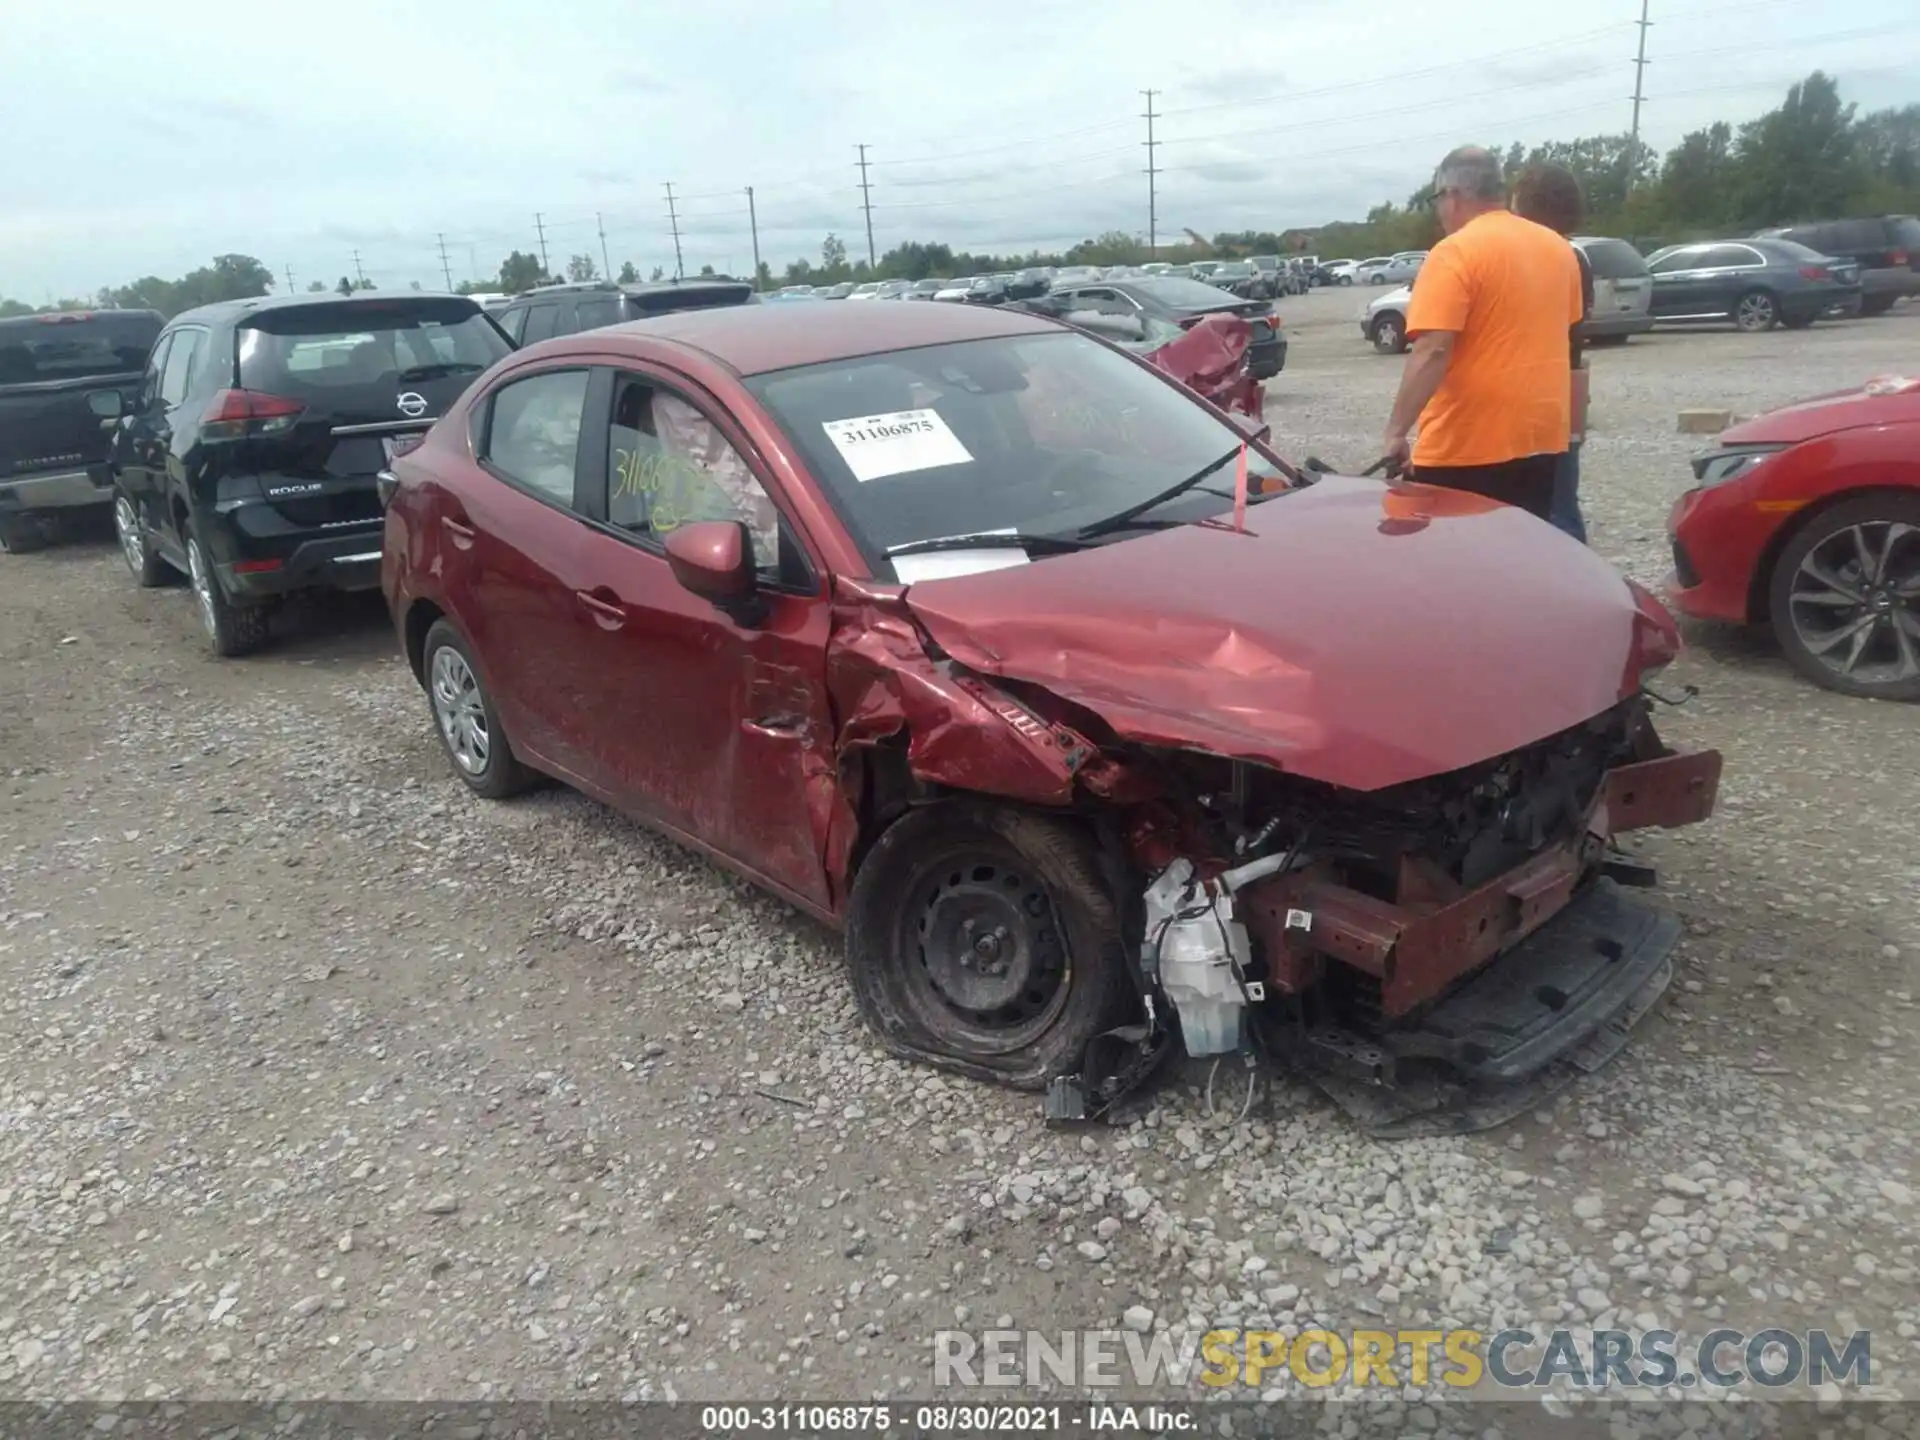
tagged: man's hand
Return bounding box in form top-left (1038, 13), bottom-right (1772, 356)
top-left (1381, 433), bottom-right (1412, 475)
top-left (1381, 330), bottom-right (1456, 478)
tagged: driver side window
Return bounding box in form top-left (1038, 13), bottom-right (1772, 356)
top-left (139, 335), bottom-right (174, 409)
top-left (603, 373), bottom-right (785, 576)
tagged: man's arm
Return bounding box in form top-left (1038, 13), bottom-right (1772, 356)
top-left (1383, 331), bottom-right (1456, 468)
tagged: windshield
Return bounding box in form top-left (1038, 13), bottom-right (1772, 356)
top-left (743, 330), bottom-right (1282, 576)
top-left (1129, 276), bottom-right (1240, 309)
top-left (238, 299), bottom-right (509, 391)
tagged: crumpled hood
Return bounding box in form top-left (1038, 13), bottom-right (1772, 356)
top-left (1721, 376), bottom-right (1920, 446)
top-left (902, 476), bottom-right (1670, 792)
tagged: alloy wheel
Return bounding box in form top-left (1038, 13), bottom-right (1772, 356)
top-left (186, 539), bottom-right (218, 639)
top-left (1786, 520), bottom-right (1920, 687)
top-left (430, 646), bottom-right (491, 775)
top-left (114, 495), bottom-right (143, 574)
top-left (1735, 292), bottom-right (1776, 332)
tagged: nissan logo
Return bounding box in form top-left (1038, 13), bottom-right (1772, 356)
top-left (396, 392), bottom-right (429, 418)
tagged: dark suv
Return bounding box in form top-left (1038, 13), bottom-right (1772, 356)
top-left (101, 292), bottom-right (512, 656)
top-left (1754, 216), bottom-right (1920, 316)
top-left (491, 278), bottom-right (755, 344)
top-left (0, 308), bottom-right (162, 552)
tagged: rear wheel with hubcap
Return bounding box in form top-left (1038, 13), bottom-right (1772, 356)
top-left (845, 801), bottom-right (1134, 1091)
top-left (1770, 494), bottom-right (1920, 701)
top-left (422, 618), bottom-right (533, 798)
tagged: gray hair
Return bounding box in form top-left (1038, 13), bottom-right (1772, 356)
top-left (1433, 146), bottom-right (1504, 202)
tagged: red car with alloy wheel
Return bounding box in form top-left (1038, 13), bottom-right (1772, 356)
top-left (380, 301), bottom-right (1719, 1136)
top-left (1667, 374), bottom-right (1920, 702)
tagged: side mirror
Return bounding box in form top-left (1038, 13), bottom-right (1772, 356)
top-left (664, 520), bottom-right (766, 625)
top-left (87, 389), bottom-right (125, 419)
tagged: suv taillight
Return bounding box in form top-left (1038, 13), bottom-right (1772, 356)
top-left (1890, 250), bottom-right (1910, 266)
top-left (202, 388), bottom-right (305, 440)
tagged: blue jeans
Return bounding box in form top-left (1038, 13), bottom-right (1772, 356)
top-left (1549, 443), bottom-right (1586, 542)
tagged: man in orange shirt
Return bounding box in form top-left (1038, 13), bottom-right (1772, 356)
top-left (1381, 146), bottom-right (1585, 521)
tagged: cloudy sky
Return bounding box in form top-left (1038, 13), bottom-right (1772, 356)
top-left (3, 0), bottom-right (1916, 299)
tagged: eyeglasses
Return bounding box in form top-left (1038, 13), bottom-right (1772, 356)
top-left (1427, 186), bottom-right (1462, 210)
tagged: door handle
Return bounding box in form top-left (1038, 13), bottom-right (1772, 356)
top-left (441, 515), bottom-right (475, 549)
top-left (575, 587), bottom-right (626, 630)
top-left (742, 713), bottom-right (806, 738)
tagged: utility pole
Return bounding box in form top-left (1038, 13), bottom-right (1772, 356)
top-left (351, 250), bottom-right (366, 286)
top-left (1626, 0), bottom-right (1652, 194)
top-left (596, 212), bottom-right (611, 282)
top-left (855, 144), bottom-right (876, 268)
top-left (466, 244), bottom-right (479, 283)
top-left (435, 234), bottom-right (454, 291)
top-left (534, 213), bottom-right (550, 277)
top-left (746, 186), bottom-right (762, 290)
top-left (664, 184), bottom-right (685, 279)
top-left (1141, 89), bottom-right (1161, 255)
top-left (283, 263), bottom-right (295, 293)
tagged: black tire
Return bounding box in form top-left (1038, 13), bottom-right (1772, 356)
top-left (1769, 492), bottom-right (1920, 702)
top-left (421, 618), bottom-right (534, 798)
top-left (113, 486), bottom-right (169, 588)
top-left (0, 513), bottom-right (52, 554)
top-left (1732, 289), bottom-right (1778, 333)
top-left (845, 801), bottom-right (1135, 1091)
top-left (1589, 333), bottom-right (1632, 347)
top-left (184, 525), bottom-right (270, 658)
top-left (1860, 295), bottom-right (1897, 317)
top-left (1780, 312), bottom-right (1817, 331)
top-left (1370, 312), bottom-right (1407, 354)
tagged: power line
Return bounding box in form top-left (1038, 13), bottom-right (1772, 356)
top-left (1141, 89), bottom-right (1161, 254)
top-left (664, 183), bottom-right (685, 279)
top-left (855, 144), bottom-right (876, 267)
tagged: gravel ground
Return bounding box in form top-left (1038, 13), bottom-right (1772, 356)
top-left (2, 294), bottom-right (1917, 1421)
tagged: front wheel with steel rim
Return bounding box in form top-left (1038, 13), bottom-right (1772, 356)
top-left (1769, 493), bottom-right (1920, 702)
top-left (1371, 313), bottom-right (1407, 354)
top-left (1733, 289), bottom-right (1778, 333)
top-left (421, 618), bottom-right (532, 797)
top-left (114, 488), bottom-right (168, 587)
top-left (845, 801), bottom-right (1134, 1091)
top-left (185, 528), bottom-right (269, 657)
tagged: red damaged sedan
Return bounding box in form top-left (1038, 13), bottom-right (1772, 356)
top-left (381, 301), bottom-right (1721, 1136)
top-left (1667, 374), bottom-right (1920, 702)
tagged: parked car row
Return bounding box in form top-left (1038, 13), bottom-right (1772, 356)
top-left (1356, 217), bottom-right (1917, 355)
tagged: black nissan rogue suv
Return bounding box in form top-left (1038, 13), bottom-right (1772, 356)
top-left (102, 292), bottom-right (511, 656)
top-left (0, 307), bottom-right (162, 552)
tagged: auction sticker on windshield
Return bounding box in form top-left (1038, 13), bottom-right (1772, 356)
top-left (822, 409), bottom-right (972, 482)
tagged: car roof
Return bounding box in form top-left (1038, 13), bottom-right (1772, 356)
top-left (169, 289), bottom-right (480, 326)
top-left (599, 299), bottom-right (1063, 377)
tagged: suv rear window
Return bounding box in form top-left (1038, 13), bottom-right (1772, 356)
top-left (237, 298), bottom-right (510, 394)
top-left (1577, 239), bottom-right (1649, 279)
top-left (623, 284), bottom-right (754, 318)
top-left (0, 311), bottom-right (161, 386)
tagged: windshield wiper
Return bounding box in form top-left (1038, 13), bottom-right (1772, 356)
top-left (1075, 445), bottom-right (1246, 539)
top-left (887, 531), bottom-right (1089, 558)
top-left (395, 362), bottom-right (483, 383)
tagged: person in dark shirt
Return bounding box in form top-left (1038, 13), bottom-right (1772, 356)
top-left (1511, 164), bottom-right (1594, 542)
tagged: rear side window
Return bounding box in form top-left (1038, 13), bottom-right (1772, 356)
top-left (237, 299), bottom-right (510, 396)
top-left (0, 312), bottom-right (161, 386)
top-left (574, 298), bottom-right (622, 330)
top-left (1577, 239), bottom-right (1648, 279)
top-left (484, 369), bottom-right (590, 505)
top-left (159, 327), bottom-right (208, 405)
top-left (518, 303), bottom-right (561, 344)
top-left (497, 307), bottom-right (529, 344)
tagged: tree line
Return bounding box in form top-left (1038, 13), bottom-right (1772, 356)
top-left (6, 71), bottom-right (1914, 317)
